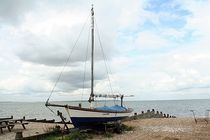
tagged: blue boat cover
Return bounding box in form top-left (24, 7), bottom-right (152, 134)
top-left (95, 105), bottom-right (127, 112)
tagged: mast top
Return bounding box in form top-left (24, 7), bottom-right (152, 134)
top-left (91, 5), bottom-right (94, 16)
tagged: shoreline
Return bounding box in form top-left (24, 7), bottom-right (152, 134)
top-left (1, 100), bottom-right (209, 119)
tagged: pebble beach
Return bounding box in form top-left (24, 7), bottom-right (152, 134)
top-left (1, 118), bottom-right (210, 140)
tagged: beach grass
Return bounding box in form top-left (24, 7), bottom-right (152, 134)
top-left (121, 124), bottom-right (135, 131)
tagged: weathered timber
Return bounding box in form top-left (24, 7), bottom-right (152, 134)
top-left (124, 109), bottom-right (176, 121)
top-left (0, 116), bottom-right (13, 121)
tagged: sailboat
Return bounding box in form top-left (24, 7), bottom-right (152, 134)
top-left (45, 6), bottom-right (133, 128)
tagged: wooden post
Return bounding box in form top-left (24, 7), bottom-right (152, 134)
top-left (57, 110), bottom-right (69, 131)
top-left (151, 109), bottom-right (155, 117)
top-left (156, 111), bottom-right (159, 118)
top-left (190, 110), bottom-right (197, 124)
top-left (160, 112), bottom-right (163, 117)
top-left (147, 110), bottom-right (151, 118)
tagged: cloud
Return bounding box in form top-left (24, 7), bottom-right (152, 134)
top-left (0, 0), bottom-right (36, 25)
top-left (1, 0), bottom-right (210, 101)
top-left (134, 31), bottom-right (170, 50)
top-left (51, 67), bottom-right (107, 91)
top-left (9, 6), bottom-right (115, 66)
top-left (14, 29), bottom-right (114, 66)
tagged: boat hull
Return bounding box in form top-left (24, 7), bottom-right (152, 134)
top-left (66, 108), bottom-right (132, 128)
top-left (71, 116), bottom-right (127, 128)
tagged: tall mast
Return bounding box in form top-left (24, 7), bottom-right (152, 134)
top-left (89, 5), bottom-right (94, 104)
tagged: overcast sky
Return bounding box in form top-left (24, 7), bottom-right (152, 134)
top-left (0, 0), bottom-right (210, 102)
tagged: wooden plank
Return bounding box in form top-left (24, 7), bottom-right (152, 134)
top-left (9, 121), bottom-right (29, 129)
top-left (21, 122), bottom-right (29, 129)
top-left (0, 125), bottom-right (6, 128)
top-left (0, 116), bottom-right (13, 121)
top-left (26, 118), bottom-right (36, 121)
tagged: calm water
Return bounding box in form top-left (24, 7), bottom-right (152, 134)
top-left (0, 99), bottom-right (209, 121)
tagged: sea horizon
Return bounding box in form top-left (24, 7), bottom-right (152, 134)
top-left (1, 99), bottom-right (209, 121)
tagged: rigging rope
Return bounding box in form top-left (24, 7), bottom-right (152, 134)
top-left (81, 27), bottom-right (91, 101)
top-left (95, 19), bottom-right (114, 95)
top-left (46, 13), bottom-right (91, 103)
top-left (46, 106), bottom-right (57, 116)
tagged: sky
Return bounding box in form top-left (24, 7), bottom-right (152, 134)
top-left (0, 0), bottom-right (210, 102)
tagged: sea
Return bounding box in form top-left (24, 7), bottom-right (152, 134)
top-left (0, 99), bottom-right (209, 121)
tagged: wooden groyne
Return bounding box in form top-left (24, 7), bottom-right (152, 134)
top-left (25, 118), bottom-right (72, 124)
top-left (25, 118), bottom-right (55, 123)
top-left (25, 111), bottom-right (72, 125)
top-left (127, 109), bottom-right (176, 120)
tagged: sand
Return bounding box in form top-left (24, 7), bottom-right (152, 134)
top-left (1, 118), bottom-right (210, 140)
top-left (93, 118), bottom-right (210, 140)
top-left (0, 122), bottom-right (73, 140)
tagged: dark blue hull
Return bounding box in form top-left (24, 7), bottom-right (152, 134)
top-left (71, 116), bottom-right (126, 128)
